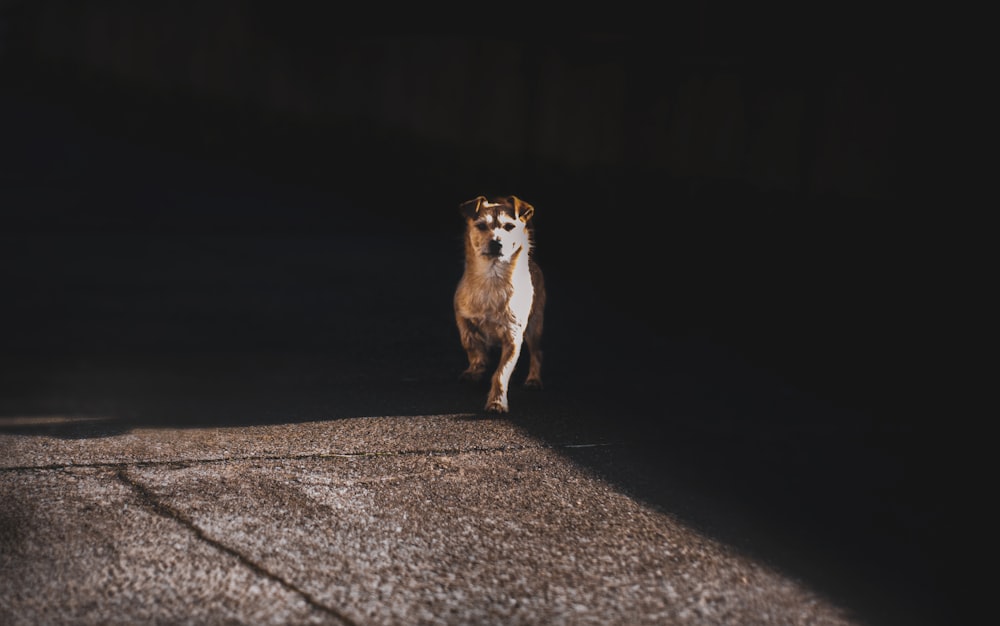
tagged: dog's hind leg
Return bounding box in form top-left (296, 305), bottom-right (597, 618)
top-left (523, 279), bottom-right (544, 389)
top-left (523, 319), bottom-right (543, 389)
top-left (486, 333), bottom-right (522, 413)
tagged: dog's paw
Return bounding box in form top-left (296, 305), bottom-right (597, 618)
top-left (524, 377), bottom-right (543, 390)
top-left (485, 397), bottom-right (509, 413)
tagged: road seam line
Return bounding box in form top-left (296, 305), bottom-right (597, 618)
top-left (0, 441), bottom-right (620, 472)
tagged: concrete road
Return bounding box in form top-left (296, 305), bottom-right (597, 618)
top-left (1, 84), bottom-right (949, 625)
top-left (2, 412), bottom-right (869, 626)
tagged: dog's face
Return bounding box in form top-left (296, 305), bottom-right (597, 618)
top-left (460, 196), bottom-right (535, 261)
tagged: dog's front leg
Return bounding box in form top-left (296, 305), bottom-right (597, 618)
top-left (457, 316), bottom-right (489, 382)
top-left (486, 331), bottom-right (523, 413)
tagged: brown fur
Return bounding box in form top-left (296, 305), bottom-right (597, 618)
top-left (454, 195), bottom-right (545, 413)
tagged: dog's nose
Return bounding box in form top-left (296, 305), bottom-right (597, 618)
top-left (488, 239), bottom-right (503, 255)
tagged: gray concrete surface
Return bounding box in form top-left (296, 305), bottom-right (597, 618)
top-left (3, 414), bottom-right (860, 626)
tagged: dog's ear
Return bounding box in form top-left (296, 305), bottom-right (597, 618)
top-left (509, 196), bottom-right (534, 223)
top-left (460, 196), bottom-right (488, 220)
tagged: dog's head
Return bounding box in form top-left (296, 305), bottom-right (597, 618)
top-left (459, 195), bottom-right (535, 261)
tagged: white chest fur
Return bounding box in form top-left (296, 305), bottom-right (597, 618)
top-left (455, 255), bottom-right (534, 338)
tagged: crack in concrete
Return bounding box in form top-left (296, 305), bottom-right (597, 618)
top-left (114, 467), bottom-right (360, 626)
top-left (1, 440), bottom-right (619, 623)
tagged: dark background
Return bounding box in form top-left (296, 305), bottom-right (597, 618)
top-left (1, 3), bottom-right (957, 625)
top-left (0, 2), bottom-right (935, 413)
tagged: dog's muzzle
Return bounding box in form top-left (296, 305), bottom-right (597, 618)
top-left (487, 239), bottom-right (503, 257)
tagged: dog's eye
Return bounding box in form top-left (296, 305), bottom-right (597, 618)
top-left (502, 223), bottom-right (515, 231)
top-left (475, 222), bottom-right (489, 231)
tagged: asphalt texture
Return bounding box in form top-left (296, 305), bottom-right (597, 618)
top-left (0, 86), bottom-right (950, 625)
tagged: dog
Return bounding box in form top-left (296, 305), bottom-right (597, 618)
top-left (454, 195), bottom-right (545, 413)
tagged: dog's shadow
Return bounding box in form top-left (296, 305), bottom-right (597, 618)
top-left (0, 415), bottom-right (133, 440)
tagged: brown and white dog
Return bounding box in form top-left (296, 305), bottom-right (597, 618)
top-left (454, 195), bottom-right (545, 413)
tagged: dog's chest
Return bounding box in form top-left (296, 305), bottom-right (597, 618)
top-left (455, 263), bottom-right (533, 332)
